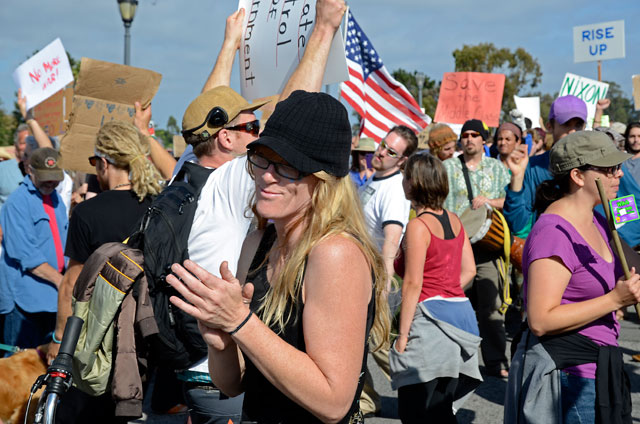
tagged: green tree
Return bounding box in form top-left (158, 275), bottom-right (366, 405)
top-left (391, 69), bottom-right (438, 118)
top-left (0, 99), bottom-right (18, 146)
top-left (452, 43), bottom-right (542, 118)
top-left (603, 81), bottom-right (640, 124)
top-left (154, 115), bottom-right (181, 148)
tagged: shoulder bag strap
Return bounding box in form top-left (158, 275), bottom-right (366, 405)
top-left (458, 155), bottom-right (474, 205)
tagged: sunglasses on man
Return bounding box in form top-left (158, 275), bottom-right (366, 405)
top-left (377, 139), bottom-right (402, 158)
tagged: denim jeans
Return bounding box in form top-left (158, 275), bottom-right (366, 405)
top-left (561, 371), bottom-right (596, 424)
top-left (183, 382), bottom-right (243, 424)
top-left (3, 306), bottom-right (56, 354)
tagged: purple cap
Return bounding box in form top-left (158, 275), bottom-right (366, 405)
top-left (548, 95), bottom-right (587, 125)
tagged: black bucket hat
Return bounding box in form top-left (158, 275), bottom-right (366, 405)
top-left (247, 90), bottom-right (352, 177)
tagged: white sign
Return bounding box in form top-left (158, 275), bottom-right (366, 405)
top-left (573, 20), bottom-right (625, 63)
top-left (238, 0), bottom-right (349, 101)
top-left (513, 95), bottom-right (541, 129)
top-left (558, 73), bottom-right (609, 129)
top-left (12, 38), bottom-right (74, 110)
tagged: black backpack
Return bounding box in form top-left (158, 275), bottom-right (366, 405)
top-left (129, 161), bottom-right (214, 370)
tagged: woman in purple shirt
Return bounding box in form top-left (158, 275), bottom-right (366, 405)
top-left (522, 131), bottom-right (640, 423)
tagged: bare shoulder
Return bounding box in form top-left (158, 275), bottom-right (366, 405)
top-left (308, 233), bottom-right (369, 269)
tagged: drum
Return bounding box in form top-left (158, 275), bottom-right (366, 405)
top-left (510, 236), bottom-right (525, 272)
top-left (459, 204), bottom-right (507, 253)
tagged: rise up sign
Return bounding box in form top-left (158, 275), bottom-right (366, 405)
top-left (573, 20), bottom-right (625, 63)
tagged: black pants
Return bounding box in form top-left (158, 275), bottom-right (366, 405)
top-left (398, 377), bottom-right (458, 424)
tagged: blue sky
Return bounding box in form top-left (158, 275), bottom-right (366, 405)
top-left (1, 0), bottom-right (637, 129)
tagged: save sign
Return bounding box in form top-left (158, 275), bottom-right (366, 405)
top-left (573, 20), bottom-right (625, 63)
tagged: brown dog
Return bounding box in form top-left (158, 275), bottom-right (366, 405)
top-left (0, 347), bottom-right (48, 424)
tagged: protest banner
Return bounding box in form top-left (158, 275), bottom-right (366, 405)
top-left (237, 0), bottom-right (348, 100)
top-left (33, 85), bottom-right (74, 136)
top-left (12, 38), bottom-right (74, 110)
top-left (434, 72), bottom-right (505, 127)
top-left (633, 75), bottom-right (640, 111)
top-left (573, 20), bottom-right (625, 63)
top-left (558, 72), bottom-right (609, 129)
top-left (513, 95), bottom-right (541, 129)
top-left (59, 58), bottom-right (162, 174)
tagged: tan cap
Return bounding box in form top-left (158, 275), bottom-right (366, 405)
top-left (181, 86), bottom-right (270, 143)
top-left (353, 137), bottom-right (377, 152)
top-left (30, 147), bottom-right (64, 181)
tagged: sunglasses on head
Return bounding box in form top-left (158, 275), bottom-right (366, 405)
top-left (378, 139), bottom-right (402, 158)
top-left (181, 106), bottom-right (230, 144)
top-left (461, 131), bottom-right (481, 139)
top-left (225, 120), bottom-right (260, 136)
top-left (247, 150), bottom-right (307, 180)
top-left (88, 155), bottom-right (114, 167)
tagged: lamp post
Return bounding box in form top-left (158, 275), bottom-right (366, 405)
top-left (117, 0), bottom-right (138, 65)
top-left (415, 72), bottom-right (425, 112)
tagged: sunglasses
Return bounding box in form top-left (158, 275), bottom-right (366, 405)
top-left (584, 164), bottom-right (622, 177)
top-left (247, 150), bottom-right (307, 180)
top-left (181, 106), bottom-right (230, 145)
top-left (225, 120), bottom-right (260, 136)
top-left (461, 131), bottom-right (481, 139)
top-left (88, 155), bottom-right (113, 167)
top-left (378, 139), bottom-right (402, 158)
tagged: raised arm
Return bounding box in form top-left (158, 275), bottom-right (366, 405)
top-left (133, 101), bottom-right (176, 180)
top-left (278, 0), bottom-right (346, 101)
top-left (18, 89), bottom-right (53, 149)
top-left (202, 8), bottom-right (245, 93)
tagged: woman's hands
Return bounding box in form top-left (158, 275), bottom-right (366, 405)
top-left (394, 334), bottom-right (408, 353)
top-left (167, 259), bottom-right (254, 350)
top-left (610, 267), bottom-right (640, 309)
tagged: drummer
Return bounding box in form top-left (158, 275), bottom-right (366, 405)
top-left (442, 118), bottom-right (511, 379)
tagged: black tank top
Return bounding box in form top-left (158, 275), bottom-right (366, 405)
top-left (241, 225), bottom-right (374, 423)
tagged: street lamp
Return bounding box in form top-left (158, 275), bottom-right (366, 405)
top-left (415, 72), bottom-right (425, 112)
top-left (117, 0), bottom-right (138, 65)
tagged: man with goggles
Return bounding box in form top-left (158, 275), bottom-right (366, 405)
top-left (157, 1), bottom-right (349, 423)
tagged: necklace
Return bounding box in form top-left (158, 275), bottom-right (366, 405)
top-left (112, 182), bottom-right (131, 190)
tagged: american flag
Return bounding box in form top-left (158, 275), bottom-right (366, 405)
top-left (340, 11), bottom-right (431, 141)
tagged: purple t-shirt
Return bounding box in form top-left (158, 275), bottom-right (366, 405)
top-left (522, 213), bottom-right (622, 379)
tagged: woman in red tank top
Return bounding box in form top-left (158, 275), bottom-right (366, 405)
top-left (390, 152), bottom-right (481, 423)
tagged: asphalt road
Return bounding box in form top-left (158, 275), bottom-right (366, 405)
top-left (133, 307), bottom-right (640, 424)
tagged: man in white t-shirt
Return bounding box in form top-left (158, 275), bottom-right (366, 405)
top-left (172, 1), bottom-right (349, 422)
top-left (358, 125), bottom-right (418, 417)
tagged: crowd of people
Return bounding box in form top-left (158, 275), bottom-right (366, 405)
top-left (1, 0), bottom-right (640, 423)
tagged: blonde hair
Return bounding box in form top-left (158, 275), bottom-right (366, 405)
top-left (251, 174), bottom-right (390, 351)
top-left (95, 121), bottom-right (163, 201)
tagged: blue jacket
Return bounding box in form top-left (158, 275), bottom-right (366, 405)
top-left (0, 175), bottom-right (68, 313)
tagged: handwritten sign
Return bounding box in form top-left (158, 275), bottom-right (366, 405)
top-left (573, 20), bottom-right (625, 63)
top-left (59, 58), bottom-right (162, 174)
top-left (558, 73), bottom-right (609, 129)
top-left (513, 95), bottom-right (541, 129)
top-left (12, 38), bottom-right (74, 110)
top-left (33, 85), bottom-right (74, 136)
top-left (633, 75), bottom-right (640, 111)
top-left (434, 72), bottom-right (505, 127)
top-left (610, 195), bottom-right (639, 226)
top-left (237, 0), bottom-right (348, 101)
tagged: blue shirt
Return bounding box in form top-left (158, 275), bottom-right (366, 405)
top-left (0, 159), bottom-right (23, 212)
top-left (0, 175), bottom-right (68, 313)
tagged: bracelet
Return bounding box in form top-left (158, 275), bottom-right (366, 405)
top-left (228, 311), bottom-right (253, 336)
top-left (52, 333), bottom-right (62, 344)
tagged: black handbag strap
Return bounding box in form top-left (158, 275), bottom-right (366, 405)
top-left (458, 155), bottom-right (474, 205)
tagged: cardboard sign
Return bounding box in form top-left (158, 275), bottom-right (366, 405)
top-left (513, 95), bottom-right (541, 129)
top-left (558, 73), bottom-right (609, 129)
top-left (633, 75), bottom-right (640, 111)
top-left (573, 20), bottom-right (625, 63)
top-left (610, 195), bottom-right (639, 226)
top-left (237, 0), bottom-right (348, 100)
top-left (172, 135), bottom-right (186, 158)
top-left (434, 72), bottom-right (505, 127)
top-left (12, 38), bottom-right (75, 110)
top-left (59, 58), bottom-right (162, 174)
top-left (33, 85), bottom-right (74, 136)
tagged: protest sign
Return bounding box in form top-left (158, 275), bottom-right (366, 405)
top-left (633, 75), bottom-right (640, 111)
top-left (558, 73), bottom-right (609, 129)
top-left (172, 135), bottom-right (186, 158)
top-left (59, 58), bottom-right (162, 174)
top-left (33, 85), bottom-right (74, 136)
top-left (513, 95), bottom-right (541, 129)
top-left (573, 20), bottom-right (625, 63)
top-left (434, 72), bottom-right (505, 127)
top-left (12, 38), bottom-right (74, 110)
top-left (237, 0), bottom-right (348, 100)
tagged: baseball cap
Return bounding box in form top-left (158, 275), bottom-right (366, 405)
top-left (548, 95), bottom-right (587, 125)
top-left (549, 130), bottom-right (631, 175)
top-left (181, 86), bottom-right (270, 143)
top-left (460, 119), bottom-right (489, 141)
top-left (353, 137), bottom-right (377, 153)
top-left (247, 90), bottom-right (352, 177)
top-left (30, 147), bottom-right (64, 181)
